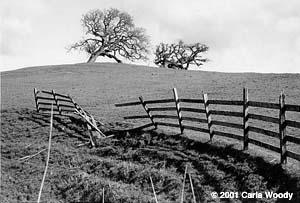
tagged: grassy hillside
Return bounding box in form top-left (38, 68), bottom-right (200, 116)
top-left (2, 63), bottom-right (300, 152)
top-left (2, 63), bottom-right (300, 122)
top-left (1, 63), bottom-right (300, 202)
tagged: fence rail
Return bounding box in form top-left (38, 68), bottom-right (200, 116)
top-left (286, 120), bottom-right (300, 129)
top-left (182, 116), bottom-right (207, 123)
top-left (145, 98), bottom-right (174, 104)
top-left (210, 110), bottom-right (243, 117)
top-left (248, 113), bottom-right (279, 123)
top-left (179, 98), bottom-right (204, 103)
top-left (248, 101), bottom-right (280, 109)
top-left (181, 107), bottom-right (206, 114)
top-left (209, 100), bottom-right (243, 106)
top-left (115, 87), bottom-right (300, 163)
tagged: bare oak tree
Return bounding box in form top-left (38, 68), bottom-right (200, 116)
top-left (69, 8), bottom-right (150, 63)
top-left (154, 40), bottom-right (208, 70)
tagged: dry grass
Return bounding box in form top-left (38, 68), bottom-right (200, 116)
top-left (1, 63), bottom-right (300, 202)
top-left (2, 114), bottom-right (299, 202)
top-left (2, 63), bottom-right (300, 121)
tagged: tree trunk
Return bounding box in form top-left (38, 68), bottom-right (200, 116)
top-left (87, 51), bottom-right (123, 64)
top-left (184, 63), bottom-right (190, 70)
top-left (87, 49), bottom-right (104, 63)
top-left (105, 53), bottom-right (122, 63)
top-left (163, 61), bottom-right (170, 68)
top-left (87, 54), bottom-right (99, 63)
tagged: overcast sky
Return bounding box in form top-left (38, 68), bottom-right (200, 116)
top-left (1, 0), bottom-right (300, 73)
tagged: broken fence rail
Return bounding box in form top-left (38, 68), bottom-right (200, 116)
top-left (33, 88), bottom-right (106, 140)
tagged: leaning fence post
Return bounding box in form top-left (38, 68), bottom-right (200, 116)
top-left (279, 92), bottom-right (287, 164)
top-left (203, 93), bottom-right (213, 141)
top-left (87, 116), bottom-right (96, 147)
top-left (139, 96), bottom-right (157, 129)
top-left (34, 88), bottom-right (40, 112)
top-left (173, 88), bottom-right (183, 134)
top-left (52, 90), bottom-right (61, 115)
top-left (243, 88), bottom-right (249, 150)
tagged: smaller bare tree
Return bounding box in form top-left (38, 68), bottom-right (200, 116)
top-left (69, 8), bottom-right (150, 63)
top-left (154, 40), bottom-right (208, 70)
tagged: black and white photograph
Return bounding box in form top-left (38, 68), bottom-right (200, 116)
top-left (1, 0), bottom-right (300, 202)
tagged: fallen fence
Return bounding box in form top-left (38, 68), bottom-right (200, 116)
top-left (115, 88), bottom-right (300, 164)
top-left (33, 88), bottom-right (75, 115)
top-left (33, 88), bottom-right (106, 145)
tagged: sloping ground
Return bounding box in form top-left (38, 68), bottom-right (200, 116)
top-left (2, 63), bottom-right (300, 151)
top-left (1, 63), bottom-right (300, 202)
top-left (1, 109), bottom-right (299, 203)
top-left (2, 63), bottom-right (300, 123)
top-left (2, 63), bottom-right (300, 156)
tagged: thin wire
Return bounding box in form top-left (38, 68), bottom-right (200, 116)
top-left (37, 104), bottom-right (53, 203)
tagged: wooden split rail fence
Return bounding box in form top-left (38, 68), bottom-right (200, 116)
top-left (115, 88), bottom-right (300, 164)
top-left (33, 88), bottom-right (106, 143)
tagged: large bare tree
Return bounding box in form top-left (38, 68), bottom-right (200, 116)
top-left (69, 8), bottom-right (150, 63)
top-left (154, 40), bottom-right (208, 70)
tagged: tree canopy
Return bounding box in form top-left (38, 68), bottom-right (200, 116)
top-left (154, 40), bottom-right (208, 70)
top-left (70, 8), bottom-right (150, 63)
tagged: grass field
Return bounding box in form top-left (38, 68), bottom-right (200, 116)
top-left (1, 63), bottom-right (300, 202)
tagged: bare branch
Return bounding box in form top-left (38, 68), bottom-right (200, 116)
top-left (69, 8), bottom-right (150, 63)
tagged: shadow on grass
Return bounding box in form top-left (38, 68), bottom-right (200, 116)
top-left (4, 108), bottom-right (298, 202)
top-left (114, 129), bottom-right (300, 203)
top-left (26, 111), bottom-right (90, 141)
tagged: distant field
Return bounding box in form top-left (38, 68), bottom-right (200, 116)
top-left (1, 63), bottom-right (300, 202)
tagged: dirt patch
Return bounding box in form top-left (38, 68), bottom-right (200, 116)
top-left (1, 109), bottom-right (300, 202)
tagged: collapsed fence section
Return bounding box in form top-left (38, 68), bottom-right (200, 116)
top-left (115, 88), bottom-right (300, 164)
top-left (33, 88), bottom-right (106, 142)
top-left (34, 88), bottom-right (76, 115)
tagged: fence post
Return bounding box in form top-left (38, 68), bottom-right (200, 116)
top-left (90, 115), bottom-right (104, 139)
top-left (139, 96), bottom-right (157, 129)
top-left (52, 90), bottom-right (61, 115)
top-left (34, 88), bottom-right (40, 112)
top-left (203, 93), bottom-right (213, 141)
top-left (279, 92), bottom-right (287, 164)
top-left (243, 88), bottom-right (249, 150)
top-left (86, 116), bottom-right (96, 147)
top-left (173, 88), bottom-right (183, 134)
